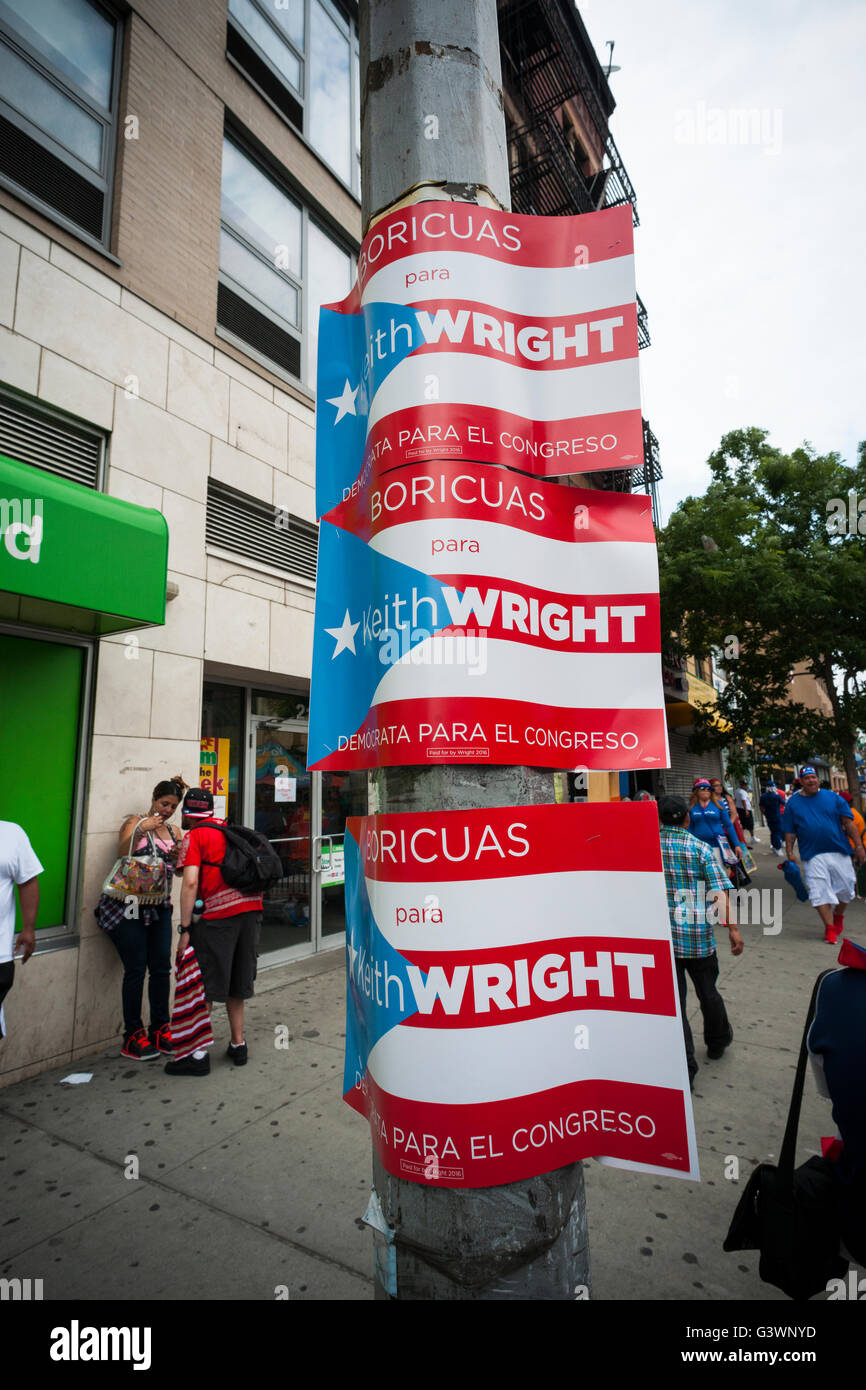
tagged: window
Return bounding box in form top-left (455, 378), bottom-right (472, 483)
top-left (217, 134), bottom-right (354, 385)
top-left (0, 0), bottom-right (120, 245)
top-left (227, 0), bottom-right (360, 197)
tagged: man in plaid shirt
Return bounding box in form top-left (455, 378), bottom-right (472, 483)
top-left (659, 795), bottom-right (744, 1089)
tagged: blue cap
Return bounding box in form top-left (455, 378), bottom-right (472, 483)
top-left (801, 765), bottom-right (816, 776)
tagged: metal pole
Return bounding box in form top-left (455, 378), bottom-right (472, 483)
top-left (359, 0), bottom-right (590, 1300)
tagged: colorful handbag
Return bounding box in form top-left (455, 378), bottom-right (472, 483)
top-left (101, 819), bottom-right (168, 904)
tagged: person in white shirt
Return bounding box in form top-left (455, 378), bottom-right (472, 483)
top-left (733, 782), bottom-right (755, 841)
top-left (0, 821), bottom-right (43, 1039)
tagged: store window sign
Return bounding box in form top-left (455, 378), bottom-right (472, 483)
top-left (274, 770), bottom-right (297, 802)
top-left (1, 498), bottom-right (43, 564)
top-left (200, 737), bottom-right (230, 819)
top-left (321, 842), bottom-right (344, 886)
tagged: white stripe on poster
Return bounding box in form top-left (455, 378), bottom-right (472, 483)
top-left (370, 525), bottom-right (660, 594)
top-left (367, 1009), bottom-right (688, 1103)
top-left (363, 252), bottom-right (637, 319)
top-left (366, 871), bottom-right (672, 953)
top-left (370, 645), bottom-right (664, 711)
top-left (367, 354), bottom-right (642, 430)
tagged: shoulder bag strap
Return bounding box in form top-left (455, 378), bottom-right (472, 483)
top-left (191, 820), bottom-right (223, 869)
top-left (126, 817), bottom-right (155, 858)
top-left (778, 968), bottom-right (835, 1187)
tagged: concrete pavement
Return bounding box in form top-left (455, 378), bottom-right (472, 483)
top-left (1, 835), bottom-right (863, 1301)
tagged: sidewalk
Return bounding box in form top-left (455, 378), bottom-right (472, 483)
top-left (1, 837), bottom-right (863, 1301)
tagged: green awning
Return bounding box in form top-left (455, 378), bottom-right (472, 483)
top-left (0, 452), bottom-right (168, 635)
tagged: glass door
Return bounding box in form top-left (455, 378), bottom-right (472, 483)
top-left (248, 718), bottom-right (313, 958)
top-left (315, 770), bottom-right (367, 947)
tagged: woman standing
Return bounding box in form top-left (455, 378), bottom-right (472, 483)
top-left (687, 778), bottom-right (743, 872)
top-left (711, 778), bottom-right (746, 843)
top-left (96, 776), bottom-right (188, 1060)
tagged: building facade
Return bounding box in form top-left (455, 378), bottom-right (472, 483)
top-left (0, 0), bottom-right (363, 1083)
top-left (1, 0), bottom-right (658, 1081)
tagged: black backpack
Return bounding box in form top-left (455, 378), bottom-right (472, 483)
top-left (199, 821), bottom-right (283, 893)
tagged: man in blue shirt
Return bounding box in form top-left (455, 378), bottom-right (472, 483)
top-left (659, 795), bottom-right (743, 1088)
top-left (759, 782), bottom-right (785, 853)
top-left (782, 766), bottom-right (865, 943)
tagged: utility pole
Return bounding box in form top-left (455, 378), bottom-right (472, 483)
top-left (359, 0), bottom-right (590, 1300)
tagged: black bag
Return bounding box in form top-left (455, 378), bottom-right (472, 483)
top-left (723, 969), bottom-right (847, 1300)
top-left (200, 821), bottom-right (284, 893)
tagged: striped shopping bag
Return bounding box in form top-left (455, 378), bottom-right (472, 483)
top-left (169, 945), bottom-right (213, 1060)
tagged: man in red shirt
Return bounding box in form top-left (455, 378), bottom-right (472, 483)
top-left (165, 787), bottom-right (263, 1077)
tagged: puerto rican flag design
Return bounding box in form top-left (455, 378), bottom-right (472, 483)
top-left (308, 470), bottom-right (668, 772)
top-left (343, 801), bottom-right (698, 1188)
top-left (316, 202), bottom-right (642, 518)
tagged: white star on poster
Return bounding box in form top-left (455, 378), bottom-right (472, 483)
top-left (347, 935), bottom-right (358, 976)
top-left (327, 379), bottom-right (358, 424)
top-left (325, 609), bottom-right (359, 658)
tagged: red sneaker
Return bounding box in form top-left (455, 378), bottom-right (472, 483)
top-left (149, 1023), bottom-right (174, 1055)
top-left (121, 1027), bottom-right (159, 1060)
top-left (833, 916), bottom-right (845, 938)
top-left (824, 926), bottom-right (838, 946)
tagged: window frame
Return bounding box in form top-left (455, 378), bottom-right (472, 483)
top-left (217, 128), bottom-right (356, 390)
top-left (226, 0), bottom-right (360, 200)
top-left (0, 0), bottom-right (123, 252)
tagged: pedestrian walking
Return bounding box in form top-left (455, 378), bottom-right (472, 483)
top-left (782, 766), bottom-right (866, 945)
top-left (167, 787), bottom-right (265, 1076)
top-left (96, 776), bottom-right (187, 1060)
top-left (687, 778), bottom-right (743, 872)
top-left (0, 821), bottom-right (43, 1040)
top-left (659, 795), bottom-right (743, 1088)
top-left (838, 792), bottom-right (866, 900)
top-left (733, 781), bottom-right (755, 841)
top-left (759, 782), bottom-right (785, 854)
top-left (808, 937), bottom-right (866, 1264)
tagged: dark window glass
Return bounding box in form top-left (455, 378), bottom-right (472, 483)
top-left (252, 691), bottom-right (310, 720)
top-left (201, 683), bottom-right (245, 825)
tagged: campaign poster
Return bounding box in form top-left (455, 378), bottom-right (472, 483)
top-left (308, 474), bottom-right (667, 772)
top-left (342, 800), bottom-right (698, 1188)
top-left (316, 202), bottom-right (642, 517)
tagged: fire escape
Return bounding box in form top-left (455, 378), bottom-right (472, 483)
top-left (498, 0), bottom-right (662, 524)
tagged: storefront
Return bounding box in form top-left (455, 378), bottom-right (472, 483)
top-left (0, 449), bottom-right (168, 946)
top-left (201, 680), bottom-right (366, 964)
top-left (661, 663), bottom-right (725, 798)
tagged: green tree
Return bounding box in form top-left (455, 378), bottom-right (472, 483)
top-left (658, 428), bottom-right (866, 806)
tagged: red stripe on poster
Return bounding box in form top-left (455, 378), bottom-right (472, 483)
top-left (344, 1072), bottom-right (689, 1187)
top-left (348, 802), bottom-right (664, 882)
top-left (311, 699), bottom-right (668, 774)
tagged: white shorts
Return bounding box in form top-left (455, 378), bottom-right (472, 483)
top-left (802, 852), bottom-right (856, 908)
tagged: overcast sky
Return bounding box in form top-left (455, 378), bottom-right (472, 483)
top-left (576, 0), bottom-right (866, 524)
